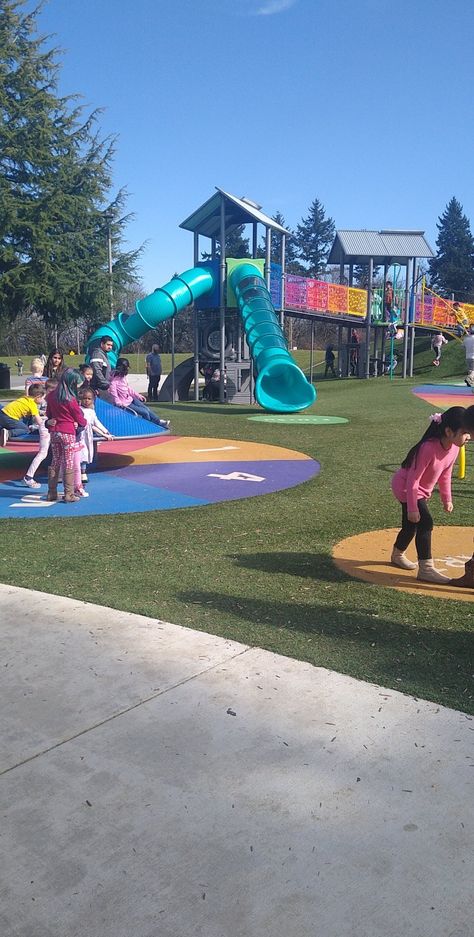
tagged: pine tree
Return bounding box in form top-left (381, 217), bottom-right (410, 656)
top-left (428, 197), bottom-right (474, 300)
top-left (353, 264), bottom-right (380, 287)
top-left (295, 198), bottom-right (335, 277)
top-left (257, 211), bottom-right (306, 274)
top-left (201, 225), bottom-right (250, 261)
top-left (0, 0), bottom-right (141, 327)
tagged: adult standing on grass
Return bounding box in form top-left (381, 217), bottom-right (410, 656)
top-left (89, 335), bottom-right (114, 394)
top-left (146, 344), bottom-right (162, 402)
top-left (463, 325), bottom-right (474, 387)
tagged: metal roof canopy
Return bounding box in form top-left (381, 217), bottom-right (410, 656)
top-left (328, 229), bottom-right (435, 266)
top-left (179, 187), bottom-right (290, 239)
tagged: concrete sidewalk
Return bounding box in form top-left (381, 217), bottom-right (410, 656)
top-left (1, 584), bottom-right (472, 937)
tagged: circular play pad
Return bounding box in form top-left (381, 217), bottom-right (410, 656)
top-left (412, 384), bottom-right (474, 411)
top-left (0, 435), bottom-right (320, 518)
top-left (248, 415), bottom-right (348, 425)
top-left (333, 526), bottom-right (474, 602)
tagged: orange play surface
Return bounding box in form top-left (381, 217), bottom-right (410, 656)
top-left (333, 526), bottom-right (474, 602)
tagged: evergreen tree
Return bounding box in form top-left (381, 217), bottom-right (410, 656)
top-left (257, 211), bottom-right (306, 274)
top-left (428, 197), bottom-right (474, 300)
top-left (0, 0), bottom-right (141, 327)
top-left (353, 264), bottom-right (380, 287)
top-left (201, 225), bottom-right (250, 261)
top-left (295, 198), bottom-right (335, 277)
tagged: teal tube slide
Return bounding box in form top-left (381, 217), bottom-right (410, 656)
top-left (86, 262), bottom-right (316, 413)
top-left (229, 263), bottom-right (316, 413)
top-left (86, 268), bottom-right (214, 368)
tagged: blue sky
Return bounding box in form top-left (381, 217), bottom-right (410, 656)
top-left (34, 0), bottom-right (474, 295)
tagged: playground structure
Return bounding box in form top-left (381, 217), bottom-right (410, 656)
top-left (86, 190), bottom-right (474, 404)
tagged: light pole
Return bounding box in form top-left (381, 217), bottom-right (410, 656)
top-left (104, 211), bottom-right (114, 320)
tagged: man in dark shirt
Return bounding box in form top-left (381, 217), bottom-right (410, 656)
top-left (146, 344), bottom-right (162, 401)
top-left (89, 336), bottom-right (114, 393)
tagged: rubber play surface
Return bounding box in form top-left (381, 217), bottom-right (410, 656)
top-left (412, 383), bottom-right (474, 410)
top-left (0, 435), bottom-right (320, 518)
top-left (333, 526), bottom-right (474, 602)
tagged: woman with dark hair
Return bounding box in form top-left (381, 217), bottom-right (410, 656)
top-left (109, 358), bottom-right (169, 428)
top-left (390, 407), bottom-right (470, 583)
top-left (45, 349), bottom-right (64, 380)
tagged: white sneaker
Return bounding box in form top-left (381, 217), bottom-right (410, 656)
top-left (23, 476), bottom-right (41, 489)
top-left (75, 487), bottom-right (89, 498)
top-left (159, 419), bottom-right (171, 429)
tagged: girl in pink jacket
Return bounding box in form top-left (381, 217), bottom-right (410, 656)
top-left (391, 407), bottom-right (470, 583)
top-left (108, 358), bottom-right (170, 429)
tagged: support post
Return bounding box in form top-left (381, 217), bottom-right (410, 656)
top-left (219, 196), bottom-right (226, 403)
top-left (365, 258), bottom-right (373, 378)
top-left (402, 260), bottom-right (411, 378)
top-left (265, 227), bottom-right (271, 289)
top-left (193, 231), bottom-right (200, 401)
top-left (280, 233), bottom-right (286, 330)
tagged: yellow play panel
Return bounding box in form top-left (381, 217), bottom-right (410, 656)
top-left (333, 526), bottom-right (474, 602)
top-left (124, 436), bottom-right (312, 466)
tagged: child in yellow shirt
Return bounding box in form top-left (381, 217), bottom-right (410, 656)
top-left (0, 384), bottom-right (45, 447)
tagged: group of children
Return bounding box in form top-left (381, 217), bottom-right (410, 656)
top-left (0, 357), bottom-right (112, 503)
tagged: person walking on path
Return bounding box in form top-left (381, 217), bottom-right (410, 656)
top-left (390, 407), bottom-right (470, 583)
top-left (146, 344), bottom-right (162, 401)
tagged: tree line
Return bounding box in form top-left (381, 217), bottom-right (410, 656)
top-left (2, 1), bottom-right (473, 357)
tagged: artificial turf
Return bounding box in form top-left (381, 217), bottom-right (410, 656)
top-left (1, 338), bottom-right (473, 713)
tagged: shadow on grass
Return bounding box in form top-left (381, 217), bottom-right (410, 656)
top-left (178, 586), bottom-right (474, 711)
top-left (230, 551), bottom-right (347, 582)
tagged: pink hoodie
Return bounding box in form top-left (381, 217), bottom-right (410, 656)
top-left (108, 374), bottom-right (140, 408)
top-left (391, 438), bottom-right (458, 513)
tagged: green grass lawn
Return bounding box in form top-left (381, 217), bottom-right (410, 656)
top-left (1, 338), bottom-right (473, 712)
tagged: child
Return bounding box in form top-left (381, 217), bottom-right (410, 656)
top-left (24, 357), bottom-right (48, 393)
top-left (108, 358), bottom-right (170, 428)
top-left (391, 407), bottom-right (470, 583)
top-left (0, 383), bottom-right (45, 447)
top-left (431, 331), bottom-right (448, 367)
top-left (22, 378), bottom-right (58, 488)
top-left (75, 387), bottom-right (113, 493)
top-left (16, 357), bottom-right (23, 376)
top-left (45, 349), bottom-right (64, 380)
top-left (324, 344), bottom-right (336, 378)
top-left (448, 405), bottom-right (474, 588)
top-left (78, 363), bottom-right (94, 391)
top-left (45, 369), bottom-right (87, 503)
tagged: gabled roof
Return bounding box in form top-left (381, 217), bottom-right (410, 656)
top-left (179, 187), bottom-right (290, 238)
top-left (328, 229), bottom-right (435, 265)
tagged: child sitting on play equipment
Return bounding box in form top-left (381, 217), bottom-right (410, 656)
top-left (390, 407), bottom-right (470, 583)
top-left (108, 358), bottom-right (170, 428)
top-left (0, 383), bottom-right (45, 447)
top-left (431, 331), bottom-right (448, 367)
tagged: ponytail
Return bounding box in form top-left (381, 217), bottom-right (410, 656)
top-left (401, 407), bottom-right (466, 469)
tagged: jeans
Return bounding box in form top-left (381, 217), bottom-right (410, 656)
top-left (0, 412), bottom-right (31, 437)
top-left (127, 400), bottom-right (162, 425)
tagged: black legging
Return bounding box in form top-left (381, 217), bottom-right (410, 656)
top-left (394, 499), bottom-right (433, 560)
